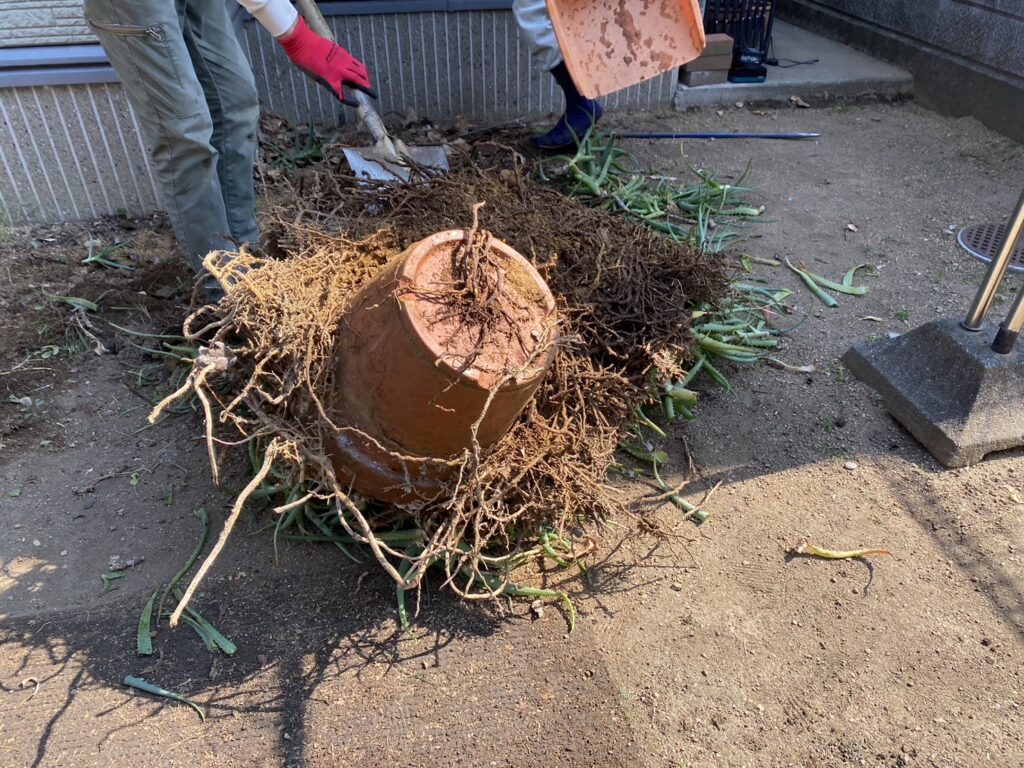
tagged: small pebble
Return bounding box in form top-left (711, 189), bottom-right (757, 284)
top-left (60, 550), bottom-right (68, 557)
top-left (843, 461), bottom-right (858, 471)
top-left (32, 539), bottom-right (41, 547)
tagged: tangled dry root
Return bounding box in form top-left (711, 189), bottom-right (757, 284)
top-left (153, 143), bottom-right (724, 619)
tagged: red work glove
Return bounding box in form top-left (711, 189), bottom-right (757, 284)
top-left (277, 17), bottom-right (375, 107)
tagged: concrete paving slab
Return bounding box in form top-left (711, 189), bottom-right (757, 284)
top-left (674, 21), bottom-right (913, 110)
top-left (843, 318), bottom-right (1024, 467)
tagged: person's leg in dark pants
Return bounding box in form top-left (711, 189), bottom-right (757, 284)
top-left (531, 61), bottom-right (603, 149)
top-left (511, 0), bottom-right (604, 150)
top-left (181, 0), bottom-right (261, 246)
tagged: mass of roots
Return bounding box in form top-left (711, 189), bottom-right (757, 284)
top-left (154, 142), bottom-right (724, 604)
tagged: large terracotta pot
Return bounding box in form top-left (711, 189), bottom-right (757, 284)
top-left (328, 230), bottom-right (558, 507)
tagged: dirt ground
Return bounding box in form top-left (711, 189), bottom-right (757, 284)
top-left (2, 99), bottom-right (1023, 768)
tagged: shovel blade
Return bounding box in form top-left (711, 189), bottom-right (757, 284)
top-left (342, 145), bottom-right (449, 183)
top-left (402, 145), bottom-right (449, 172)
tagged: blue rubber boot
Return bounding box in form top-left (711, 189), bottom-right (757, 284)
top-left (531, 62), bottom-right (604, 150)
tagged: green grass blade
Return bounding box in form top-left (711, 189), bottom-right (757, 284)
top-left (804, 270), bottom-right (868, 295)
top-left (185, 608), bottom-right (236, 655)
top-left (157, 507), bottom-right (209, 620)
top-left (123, 676), bottom-right (206, 722)
top-left (395, 544), bottom-right (426, 633)
top-left (695, 351), bottom-right (731, 390)
top-left (137, 590), bottom-right (157, 656)
top-left (652, 462), bottom-right (708, 523)
top-left (273, 503), bottom-right (302, 564)
top-left (634, 406), bottom-right (667, 438)
top-left (106, 321), bottom-right (185, 340)
top-left (510, 585), bottom-right (577, 632)
top-left (681, 357), bottom-right (704, 386)
top-left (285, 528), bottom-right (426, 546)
top-left (125, 339), bottom-right (193, 362)
top-left (785, 259), bottom-right (838, 308)
top-left (695, 332), bottom-right (767, 359)
top-left (619, 442), bottom-right (669, 464)
top-left (843, 263), bottom-right (871, 288)
top-left (304, 505), bottom-right (362, 563)
top-left (474, 571), bottom-right (577, 633)
top-left (660, 393), bottom-right (676, 421)
top-left (43, 293), bottom-right (99, 312)
top-left (100, 572), bottom-right (124, 594)
top-left (181, 614), bottom-right (218, 652)
top-left (668, 384), bottom-right (698, 406)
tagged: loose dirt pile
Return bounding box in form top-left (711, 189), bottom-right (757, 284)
top-left (156, 142), bottom-right (725, 611)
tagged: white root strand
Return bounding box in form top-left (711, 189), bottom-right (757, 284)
top-left (193, 367), bottom-right (220, 488)
top-left (273, 492), bottom-right (314, 515)
top-left (169, 442), bottom-right (278, 628)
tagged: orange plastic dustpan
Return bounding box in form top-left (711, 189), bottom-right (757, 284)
top-left (546, 0), bottom-right (706, 99)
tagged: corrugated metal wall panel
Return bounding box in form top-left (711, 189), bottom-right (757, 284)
top-left (242, 11), bottom-right (675, 124)
top-left (0, 11), bottom-right (677, 224)
top-left (0, 83), bottom-right (159, 224)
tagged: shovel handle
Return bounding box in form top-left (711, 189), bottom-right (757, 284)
top-left (353, 89), bottom-right (394, 149)
top-left (293, 0), bottom-right (331, 37)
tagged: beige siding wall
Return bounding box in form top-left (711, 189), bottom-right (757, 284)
top-left (1, 1), bottom-right (94, 47)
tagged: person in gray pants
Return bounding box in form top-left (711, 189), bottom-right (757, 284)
top-left (83, 0), bottom-right (373, 299)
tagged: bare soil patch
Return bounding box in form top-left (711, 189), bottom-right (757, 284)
top-left (1, 100), bottom-right (1023, 767)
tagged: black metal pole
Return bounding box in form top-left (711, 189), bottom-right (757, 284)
top-left (616, 131), bottom-right (820, 141)
top-left (992, 284), bottom-right (1024, 353)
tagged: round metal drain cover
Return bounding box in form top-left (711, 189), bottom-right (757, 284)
top-left (957, 222), bottom-right (1024, 273)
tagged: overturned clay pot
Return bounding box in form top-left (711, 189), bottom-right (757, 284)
top-left (328, 229), bottom-right (558, 507)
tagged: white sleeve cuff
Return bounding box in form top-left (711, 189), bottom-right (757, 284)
top-left (237, 0), bottom-right (299, 38)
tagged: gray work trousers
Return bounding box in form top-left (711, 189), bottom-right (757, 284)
top-left (84, 0), bottom-right (260, 274)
